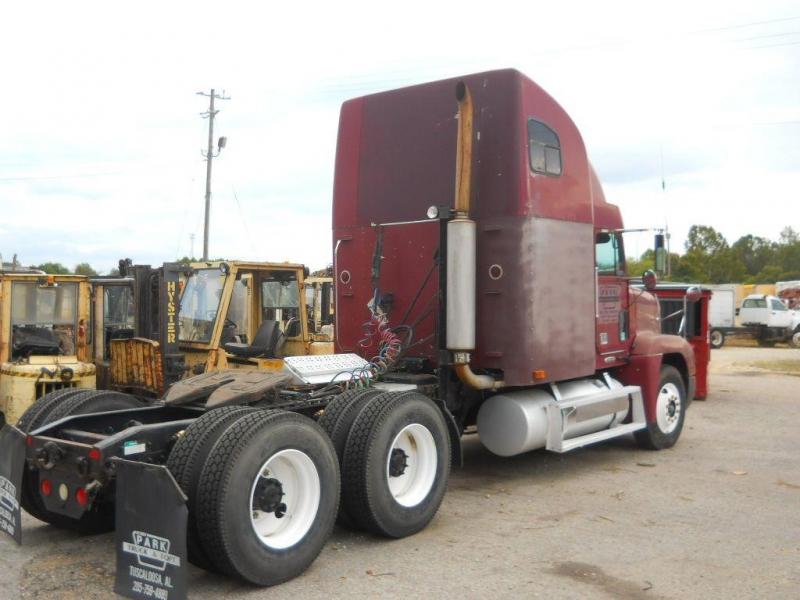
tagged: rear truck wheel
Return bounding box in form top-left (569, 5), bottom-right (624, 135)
top-left (341, 392), bottom-right (451, 538)
top-left (166, 405), bottom-right (260, 570)
top-left (790, 328), bottom-right (800, 349)
top-left (15, 388), bottom-right (87, 433)
top-left (318, 388), bottom-right (383, 459)
top-left (709, 329), bottom-right (725, 349)
top-left (635, 365), bottom-right (686, 450)
top-left (317, 388), bottom-right (382, 526)
top-left (45, 390), bottom-right (143, 424)
top-left (20, 390), bottom-right (142, 533)
top-left (196, 410), bottom-right (339, 585)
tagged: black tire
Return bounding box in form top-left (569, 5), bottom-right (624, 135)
top-left (46, 390), bottom-right (143, 424)
top-left (789, 328), bottom-right (800, 349)
top-left (20, 390), bottom-right (142, 533)
top-left (318, 388), bottom-right (382, 527)
top-left (341, 392), bottom-right (451, 538)
top-left (635, 365), bottom-right (686, 450)
top-left (166, 405), bottom-right (259, 570)
top-left (19, 389), bottom-right (107, 523)
top-left (318, 388), bottom-right (383, 462)
top-left (16, 387), bottom-right (87, 433)
top-left (709, 329), bottom-right (725, 349)
top-left (196, 410), bottom-right (340, 585)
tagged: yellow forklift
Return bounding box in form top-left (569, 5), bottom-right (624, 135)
top-left (107, 261), bottom-right (334, 398)
top-left (0, 272), bottom-right (96, 424)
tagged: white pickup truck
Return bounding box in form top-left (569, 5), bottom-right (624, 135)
top-left (738, 294), bottom-right (800, 347)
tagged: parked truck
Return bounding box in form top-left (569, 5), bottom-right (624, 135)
top-left (707, 286), bottom-right (800, 348)
top-left (0, 70), bottom-right (697, 599)
top-left (738, 294), bottom-right (800, 347)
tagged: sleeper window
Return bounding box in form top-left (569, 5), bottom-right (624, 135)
top-left (528, 119), bottom-right (562, 176)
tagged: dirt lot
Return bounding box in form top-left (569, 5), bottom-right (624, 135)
top-left (1, 346), bottom-right (799, 599)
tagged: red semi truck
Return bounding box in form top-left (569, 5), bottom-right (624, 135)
top-left (0, 69), bottom-right (697, 597)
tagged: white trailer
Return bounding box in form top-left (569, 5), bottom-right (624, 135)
top-left (707, 284), bottom-right (738, 348)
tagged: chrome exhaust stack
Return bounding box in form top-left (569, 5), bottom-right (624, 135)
top-left (446, 82), bottom-right (503, 390)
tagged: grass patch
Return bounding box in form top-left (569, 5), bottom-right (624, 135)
top-left (742, 360), bottom-right (800, 375)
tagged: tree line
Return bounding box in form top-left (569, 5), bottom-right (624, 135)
top-left (18, 225), bottom-right (800, 285)
top-left (628, 226), bottom-right (800, 284)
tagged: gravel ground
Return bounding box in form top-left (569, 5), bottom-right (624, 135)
top-left (1, 346), bottom-right (798, 599)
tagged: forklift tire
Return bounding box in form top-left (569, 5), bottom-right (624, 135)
top-left (635, 365), bottom-right (686, 450)
top-left (16, 388), bottom-right (88, 433)
top-left (196, 410), bottom-right (339, 585)
top-left (341, 392), bottom-right (451, 538)
top-left (709, 329), bottom-right (725, 349)
top-left (166, 405), bottom-right (261, 570)
top-left (20, 390), bottom-right (142, 533)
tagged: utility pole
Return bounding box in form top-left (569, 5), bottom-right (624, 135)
top-left (189, 233), bottom-right (195, 259)
top-left (197, 89), bottom-right (230, 260)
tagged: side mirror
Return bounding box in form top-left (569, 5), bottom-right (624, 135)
top-left (654, 234), bottom-right (666, 275)
top-left (686, 285), bottom-right (702, 303)
top-left (642, 269), bottom-right (658, 291)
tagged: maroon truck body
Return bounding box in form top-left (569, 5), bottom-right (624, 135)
top-left (332, 69), bottom-right (695, 429)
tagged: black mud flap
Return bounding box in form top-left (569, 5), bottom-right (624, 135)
top-left (113, 459), bottom-right (188, 600)
top-left (0, 425), bottom-right (25, 545)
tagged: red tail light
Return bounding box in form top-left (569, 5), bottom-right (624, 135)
top-left (88, 447), bottom-right (102, 461)
top-left (40, 479), bottom-right (52, 497)
top-left (75, 487), bottom-right (88, 507)
top-left (26, 436), bottom-right (33, 447)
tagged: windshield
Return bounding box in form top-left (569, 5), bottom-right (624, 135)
top-left (179, 268), bottom-right (227, 342)
top-left (262, 276), bottom-right (301, 336)
top-left (104, 285), bottom-right (135, 328)
top-left (10, 281), bottom-right (78, 358)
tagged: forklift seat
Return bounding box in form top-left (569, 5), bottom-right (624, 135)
top-left (223, 320), bottom-right (285, 358)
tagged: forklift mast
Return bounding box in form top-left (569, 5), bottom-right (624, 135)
top-left (128, 262), bottom-right (189, 389)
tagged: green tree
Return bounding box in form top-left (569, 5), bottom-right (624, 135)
top-left (74, 263), bottom-right (98, 277)
top-left (679, 225), bottom-right (746, 283)
top-left (626, 249), bottom-right (655, 276)
top-left (730, 235), bottom-right (776, 279)
top-left (36, 262), bottom-right (70, 274)
top-left (779, 226), bottom-right (799, 245)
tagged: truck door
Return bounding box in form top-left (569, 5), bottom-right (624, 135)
top-left (769, 297), bottom-right (792, 328)
top-left (739, 297), bottom-right (767, 325)
top-left (595, 232), bottom-right (630, 367)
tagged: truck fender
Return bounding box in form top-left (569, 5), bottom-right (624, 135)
top-left (434, 402), bottom-right (463, 468)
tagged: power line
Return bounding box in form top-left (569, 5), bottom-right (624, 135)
top-left (231, 185), bottom-right (257, 255)
top-left (690, 15), bottom-right (800, 34)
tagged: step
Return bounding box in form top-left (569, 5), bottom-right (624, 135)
top-left (555, 421), bottom-right (646, 453)
top-left (546, 386), bottom-right (646, 453)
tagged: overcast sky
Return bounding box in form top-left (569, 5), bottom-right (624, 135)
top-left (1, 1), bottom-right (798, 272)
